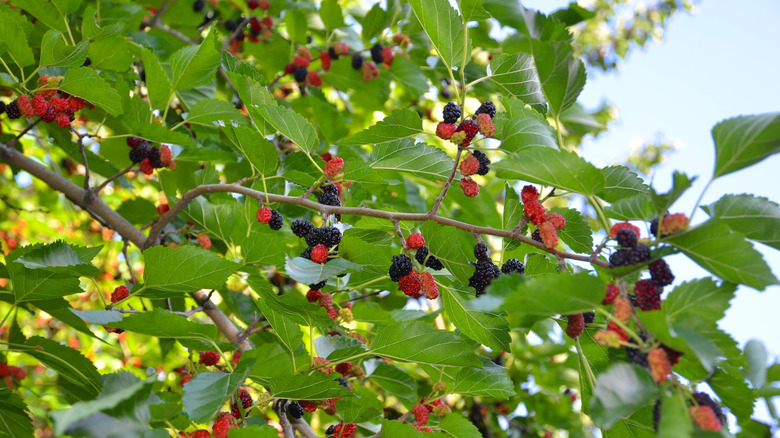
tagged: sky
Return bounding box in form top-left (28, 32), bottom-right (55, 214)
top-left (521, 0), bottom-right (780, 424)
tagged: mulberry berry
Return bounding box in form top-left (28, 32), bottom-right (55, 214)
top-left (692, 392), bottom-right (726, 425)
top-left (42, 107), bottom-right (56, 123)
top-left (627, 243), bottom-right (650, 265)
top-left (335, 362), bottom-right (352, 375)
top-left (649, 259), bottom-right (674, 286)
top-left (332, 41), bottom-right (349, 56)
top-left (626, 344), bottom-right (649, 368)
top-left (311, 244), bottom-right (329, 263)
top-left (6, 101), bottom-right (21, 119)
top-left (127, 136), bottom-right (143, 148)
top-left (442, 102), bottom-right (461, 124)
top-left (293, 55), bottom-right (310, 68)
top-left (68, 97), bottom-right (87, 111)
top-left (381, 46), bottom-right (394, 64)
top-left (468, 259), bottom-right (499, 296)
top-left (292, 219), bottom-right (314, 237)
top-left (475, 101), bottom-right (496, 119)
top-left (648, 348), bottom-right (671, 383)
top-left (300, 400), bottom-right (317, 413)
top-left (148, 147), bottom-right (165, 168)
top-left (334, 377), bottom-right (350, 390)
top-left (256, 206), bottom-right (272, 224)
top-left (17, 96), bottom-right (34, 118)
top-left (435, 122), bottom-right (457, 140)
top-left (531, 229), bottom-right (542, 243)
top-left (406, 233), bottom-right (425, 249)
top-left (307, 70), bottom-right (322, 87)
top-left (351, 54), bottom-right (363, 70)
top-left (539, 221), bottom-right (558, 249)
top-left (160, 144), bottom-right (173, 165)
top-left (269, 210), bottom-right (283, 230)
top-left (609, 249), bottom-right (630, 267)
top-left (501, 258), bottom-right (525, 275)
top-left (304, 228), bottom-right (322, 247)
top-left (546, 212), bottom-right (566, 230)
top-left (415, 246), bottom-right (440, 270)
top-left (449, 131), bottom-right (467, 146)
top-left (474, 243), bottom-right (490, 261)
top-left (32, 94), bottom-right (48, 117)
top-left (318, 191), bottom-right (341, 207)
top-left (472, 150), bottom-right (491, 175)
top-left (324, 157), bottom-right (344, 177)
top-left (524, 201), bottom-right (547, 226)
top-left (398, 272), bottom-right (421, 296)
top-left (475, 113), bottom-right (494, 137)
top-left (294, 67), bottom-right (308, 83)
top-left (583, 311), bottom-right (595, 324)
top-left (634, 279), bottom-right (661, 311)
top-left (320, 226), bottom-right (342, 247)
top-left (332, 422), bottom-right (357, 438)
top-left (689, 406), bottom-right (722, 432)
top-left (370, 43), bottom-right (384, 64)
top-left (458, 118), bottom-right (479, 142)
top-left (616, 228), bottom-right (638, 248)
top-left (199, 351), bottom-right (220, 366)
top-left (193, 0), bottom-right (205, 12)
top-left (190, 430), bottom-right (210, 438)
top-left (460, 177), bottom-right (479, 197)
top-left (197, 234), bottom-right (212, 250)
top-left (389, 254), bottom-right (413, 282)
top-left (320, 51), bottom-right (332, 71)
top-left (110, 285), bottom-right (129, 303)
top-left (300, 246), bottom-right (313, 260)
top-left (360, 61), bottom-right (379, 81)
top-left (603, 283), bottom-right (619, 305)
top-left (613, 295), bottom-right (632, 323)
top-left (610, 221), bottom-right (641, 239)
top-left (55, 112), bottom-right (71, 128)
top-left (0, 101), bottom-right (5, 114)
top-left (287, 401), bottom-right (305, 419)
top-left (306, 289), bottom-right (322, 302)
top-left (521, 185), bottom-right (539, 203)
top-left (313, 357), bottom-right (333, 374)
top-left (460, 154), bottom-right (480, 176)
top-left (49, 97), bottom-right (69, 113)
top-left (565, 314), bottom-right (584, 339)
top-left (231, 389), bottom-right (252, 418)
top-left (129, 142), bottom-right (151, 163)
top-left (419, 272), bottom-right (439, 300)
top-left (413, 404), bottom-right (429, 426)
top-left (212, 413), bottom-right (236, 438)
top-left (660, 213), bottom-right (689, 236)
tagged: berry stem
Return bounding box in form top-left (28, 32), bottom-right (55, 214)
top-left (688, 178), bottom-right (713, 223)
top-left (19, 66), bottom-right (41, 89)
top-left (594, 307), bottom-right (645, 347)
top-left (429, 148), bottom-right (463, 216)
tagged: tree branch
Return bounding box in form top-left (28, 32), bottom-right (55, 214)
top-left (95, 165), bottom-right (134, 194)
top-left (429, 148), bottom-right (463, 216)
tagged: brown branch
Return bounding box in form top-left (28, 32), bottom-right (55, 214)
top-left (70, 127), bottom-right (92, 191)
top-left (95, 165), bottom-right (134, 194)
top-left (393, 220), bottom-right (407, 250)
top-left (273, 399), bottom-right (297, 438)
top-left (429, 148), bottom-right (463, 215)
top-left (7, 118), bottom-right (42, 148)
top-left (145, 183), bottom-right (610, 267)
top-left (122, 239), bottom-right (138, 285)
top-left (142, 19), bottom-right (197, 45)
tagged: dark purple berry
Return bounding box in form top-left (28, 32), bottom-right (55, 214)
top-left (649, 259), bottom-right (674, 286)
top-left (442, 102), bottom-right (461, 124)
top-left (627, 243), bottom-right (650, 265)
top-left (370, 43), bottom-right (384, 64)
top-left (269, 210), bottom-right (283, 230)
top-left (351, 54), bottom-right (363, 70)
top-left (616, 228), bottom-right (638, 248)
top-left (475, 101), bottom-right (496, 119)
top-left (609, 248), bottom-right (630, 267)
top-left (501, 258), bottom-right (524, 275)
top-left (389, 254), bottom-right (413, 282)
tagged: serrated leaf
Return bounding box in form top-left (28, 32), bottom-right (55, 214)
top-left (185, 98), bottom-right (244, 127)
top-left (116, 198), bottom-right (157, 226)
top-left (372, 321), bottom-right (481, 367)
top-left (221, 52), bottom-right (266, 85)
top-left (657, 391), bottom-right (692, 438)
top-left (664, 279), bottom-right (736, 324)
top-left (549, 207), bottom-right (593, 253)
top-left (81, 6), bottom-right (123, 40)
top-left (370, 362), bottom-right (418, 407)
top-left (589, 363), bottom-right (658, 429)
top-left (489, 54), bottom-right (546, 113)
top-left (709, 367), bottom-right (756, 421)
top-left (496, 115), bottom-right (557, 152)
top-left (345, 109), bottom-right (424, 146)
top-left (223, 125), bottom-right (279, 176)
top-left (603, 194), bottom-right (655, 221)
top-left (0, 8), bottom-right (35, 67)
top-left (351, 301), bottom-right (395, 325)
top-left (532, 40), bottom-right (586, 116)
top-left (58, 68), bottom-right (123, 117)
top-left (6, 245), bottom-right (83, 303)
top-left (381, 419), bottom-right (431, 437)
top-left (408, 0), bottom-right (466, 70)
top-left (183, 358), bottom-right (257, 423)
top-left (23, 336), bottom-right (102, 401)
top-left (450, 363), bottom-right (516, 398)
top-left (315, 335), bottom-right (368, 362)
top-left (320, 0), bottom-right (345, 30)
top-left (245, 344), bottom-right (309, 383)
top-left (460, 0), bottom-right (490, 22)
top-left (169, 29), bottom-right (220, 91)
top-left (703, 194), bottom-right (780, 251)
top-left (651, 171), bottom-right (696, 214)
top-left (496, 272), bottom-right (605, 316)
top-left (599, 165), bottom-right (650, 203)
top-left (39, 31), bottom-right (89, 68)
top-left (439, 413), bottom-right (483, 437)
top-left (240, 228), bottom-right (287, 266)
top-left (284, 257), bottom-right (362, 285)
top-left (337, 386), bottom-right (384, 423)
top-left (361, 3), bottom-right (388, 41)
top-left (226, 72), bottom-right (276, 135)
top-left (493, 147), bottom-right (605, 196)
top-left (130, 122), bottom-right (195, 147)
top-left (256, 104), bottom-right (319, 154)
top-left (711, 112), bottom-right (780, 179)
top-left (666, 220), bottom-right (778, 290)
top-left (388, 56), bottom-right (430, 96)
top-left (0, 387), bottom-right (34, 438)
top-left (420, 222), bottom-right (472, 285)
top-left (266, 373), bottom-right (353, 400)
top-left (369, 139), bottom-right (456, 181)
top-left (15, 241), bottom-right (101, 277)
top-left (105, 309), bottom-right (219, 351)
top-left (142, 246), bottom-right (240, 293)
top-left (14, 0), bottom-right (65, 31)
top-left (441, 289), bottom-right (510, 352)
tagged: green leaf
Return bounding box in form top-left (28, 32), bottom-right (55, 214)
top-left (603, 194), bottom-right (655, 221)
top-left (305, 95), bottom-right (347, 144)
top-left (549, 207), bottom-right (593, 254)
top-left (130, 122), bottom-right (196, 147)
top-left (496, 115), bottom-right (557, 152)
top-left (319, 0), bottom-right (345, 30)
top-left (315, 335), bottom-right (368, 362)
top-left (388, 56), bottom-right (430, 96)
top-left (408, 0), bottom-right (466, 70)
top-left (369, 139), bottom-right (457, 181)
top-left (284, 257), bottom-right (361, 285)
top-left (589, 363), bottom-right (658, 429)
top-left (361, 3), bottom-right (388, 41)
top-left (254, 296), bottom-right (304, 354)
top-left (666, 220), bottom-right (779, 290)
top-left (23, 336), bottom-right (102, 401)
top-left (599, 165), bottom-right (650, 203)
top-left (441, 289), bottom-right (510, 352)
top-left (492, 147), bottom-right (606, 196)
top-left (381, 419), bottom-right (429, 437)
top-left (14, 0), bottom-right (65, 31)
top-left (142, 246), bottom-right (240, 293)
top-left (460, 0), bottom-right (490, 22)
top-left (703, 194), bottom-right (780, 251)
top-left (0, 9), bottom-right (40, 67)
top-left (351, 301), bottom-right (395, 325)
top-left (240, 228), bottom-right (287, 266)
top-left (70, 309), bottom-right (123, 325)
top-left (344, 109), bottom-right (424, 146)
top-left (501, 184), bottom-right (524, 252)
top-left (228, 425), bottom-right (279, 438)
top-left (420, 222), bottom-right (472, 285)
top-left (0, 387), bottom-right (34, 438)
top-left (181, 198), bottom-right (245, 246)
top-left (531, 40), bottom-right (586, 116)
top-left (744, 339), bottom-right (768, 388)
top-left (51, 375), bottom-right (155, 435)
top-left (266, 373), bottom-right (353, 400)
top-left (226, 72), bottom-right (277, 135)
top-left (450, 363), bottom-right (516, 398)
top-left (651, 171), bottom-right (696, 214)
top-left (711, 112), bottom-right (780, 179)
top-left (81, 6), bottom-right (123, 40)
top-left (337, 385), bottom-right (384, 423)
top-left (664, 279), bottom-right (736, 325)
top-left (105, 309), bottom-right (219, 351)
top-left (256, 104), bottom-right (319, 154)
top-left (185, 99), bottom-right (244, 127)
top-left (245, 344), bottom-right (309, 383)
top-left (496, 272), bottom-right (605, 316)
top-left (370, 362), bottom-right (419, 408)
top-left (39, 31), bottom-right (89, 68)
top-left (169, 29), bottom-right (220, 91)
top-left (182, 358), bottom-right (257, 423)
top-left (6, 245), bottom-right (83, 303)
top-left (672, 324), bottom-right (721, 373)
top-left (116, 198), bottom-right (158, 226)
top-left (223, 125), bottom-right (279, 176)
top-left (58, 68), bottom-right (123, 117)
top-left (221, 52), bottom-right (266, 85)
top-left (439, 413), bottom-right (483, 437)
top-left (372, 321), bottom-right (482, 367)
top-left (489, 54), bottom-right (546, 113)
top-left (709, 367), bottom-right (756, 421)
top-left (15, 241), bottom-right (101, 277)
top-left (657, 391), bottom-right (692, 438)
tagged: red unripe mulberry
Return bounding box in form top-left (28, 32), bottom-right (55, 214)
top-left (565, 313), bottom-right (584, 339)
top-left (460, 177), bottom-right (479, 197)
top-left (323, 157), bottom-right (344, 177)
top-left (111, 285), bottom-right (129, 303)
top-left (256, 206), bottom-right (272, 224)
top-left (398, 272), bottom-right (421, 296)
top-left (406, 233), bottom-right (425, 249)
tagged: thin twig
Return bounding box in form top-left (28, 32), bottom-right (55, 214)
top-left (113, 308), bottom-right (200, 318)
top-left (149, 0), bottom-right (175, 26)
top-left (122, 239), bottom-right (138, 285)
top-left (429, 148), bottom-right (463, 215)
top-left (274, 399), bottom-right (296, 438)
top-left (7, 118), bottom-right (42, 148)
top-left (142, 19), bottom-right (197, 45)
top-left (267, 72), bottom-right (285, 90)
top-left (393, 220), bottom-right (407, 250)
top-left (95, 165), bottom-right (134, 193)
top-left (70, 127), bottom-right (91, 191)
top-left (0, 194), bottom-right (48, 213)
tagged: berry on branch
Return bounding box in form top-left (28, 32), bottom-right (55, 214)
top-left (406, 233), bottom-right (425, 249)
top-left (324, 157), bottom-right (344, 177)
top-left (460, 177), bottom-right (479, 197)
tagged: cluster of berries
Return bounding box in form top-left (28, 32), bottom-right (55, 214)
top-left (0, 361), bottom-right (27, 390)
top-left (0, 229), bottom-right (19, 256)
top-left (388, 234), bottom-right (442, 300)
top-left (126, 137), bottom-right (175, 175)
top-left (608, 223), bottom-right (650, 267)
top-left (522, 185), bottom-right (566, 250)
top-left (316, 165), bottom-right (344, 219)
top-left (459, 149), bottom-right (491, 198)
top-left (295, 221), bottom-right (341, 271)
top-left (2, 76), bottom-right (88, 129)
top-left (230, 388), bottom-right (252, 419)
top-left (325, 422), bottom-right (357, 437)
top-left (436, 101), bottom-right (496, 148)
top-left (211, 412), bottom-right (236, 438)
top-left (256, 206), bottom-right (284, 230)
top-left (284, 47), bottom-right (325, 87)
top-left (467, 243), bottom-right (524, 296)
top-left (216, 6), bottom-right (274, 52)
top-left (411, 398), bottom-right (450, 432)
top-left (650, 213), bottom-right (689, 238)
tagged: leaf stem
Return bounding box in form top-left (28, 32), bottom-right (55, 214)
top-left (689, 178), bottom-right (713, 223)
top-left (587, 195), bottom-right (611, 233)
top-left (0, 305), bottom-right (15, 329)
top-left (0, 58), bottom-right (19, 83)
